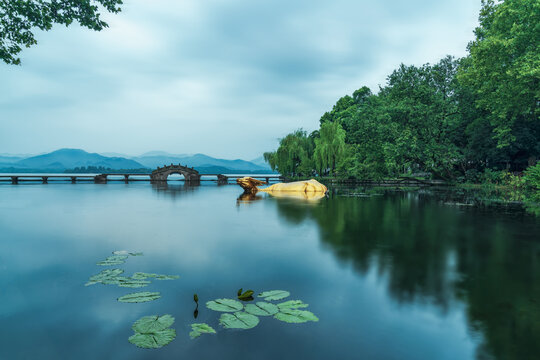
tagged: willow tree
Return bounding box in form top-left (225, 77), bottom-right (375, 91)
top-left (264, 130), bottom-right (314, 177)
top-left (313, 121), bottom-right (346, 176)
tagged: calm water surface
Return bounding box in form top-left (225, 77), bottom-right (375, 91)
top-left (0, 183), bottom-right (538, 360)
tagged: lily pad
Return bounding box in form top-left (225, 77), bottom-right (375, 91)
top-left (206, 298), bottom-right (243, 312)
top-left (277, 300), bottom-right (309, 310)
top-left (274, 309), bottom-right (319, 323)
top-left (113, 250), bottom-right (144, 256)
top-left (129, 329), bottom-right (176, 349)
top-left (129, 315), bottom-right (176, 349)
top-left (244, 302), bottom-right (279, 316)
top-left (132, 315), bottom-right (175, 333)
top-left (85, 268), bottom-right (124, 286)
top-left (219, 312), bottom-right (260, 329)
top-left (258, 290), bottom-right (290, 301)
top-left (189, 323), bottom-right (216, 339)
top-left (118, 291), bottom-right (161, 303)
top-left (97, 255), bottom-right (128, 266)
top-left (131, 272), bottom-right (179, 280)
top-left (117, 279), bottom-right (151, 288)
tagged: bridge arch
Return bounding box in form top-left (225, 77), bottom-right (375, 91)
top-left (150, 164), bottom-right (200, 182)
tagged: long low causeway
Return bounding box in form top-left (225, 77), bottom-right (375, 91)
top-left (0, 174), bottom-right (283, 184)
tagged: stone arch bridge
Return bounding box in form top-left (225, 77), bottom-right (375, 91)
top-left (151, 164), bottom-right (201, 182)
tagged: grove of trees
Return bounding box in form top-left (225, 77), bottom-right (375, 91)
top-left (264, 0), bottom-right (539, 183)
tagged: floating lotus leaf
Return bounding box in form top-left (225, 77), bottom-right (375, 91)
top-left (132, 315), bottom-right (175, 333)
top-left (85, 268), bottom-right (124, 286)
top-left (277, 300), bottom-right (309, 310)
top-left (129, 315), bottom-right (176, 349)
top-left (117, 279), bottom-right (151, 288)
top-left (131, 272), bottom-right (179, 280)
top-left (97, 255), bottom-right (128, 266)
top-left (129, 329), bottom-right (176, 349)
top-left (258, 290), bottom-right (290, 301)
top-left (274, 309), bottom-right (319, 323)
top-left (219, 312), bottom-right (259, 329)
top-left (118, 291), bottom-right (161, 303)
top-left (244, 302), bottom-right (279, 316)
top-left (189, 323), bottom-right (216, 339)
top-left (113, 250), bottom-right (144, 256)
top-left (206, 298), bottom-right (243, 312)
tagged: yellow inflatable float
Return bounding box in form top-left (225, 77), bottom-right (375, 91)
top-left (236, 177), bottom-right (327, 201)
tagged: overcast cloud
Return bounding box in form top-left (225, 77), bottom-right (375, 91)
top-left (0, 0), bottom-right (481, 159)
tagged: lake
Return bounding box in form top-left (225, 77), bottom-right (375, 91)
top-left (0, 183), bottom-right (538, 360)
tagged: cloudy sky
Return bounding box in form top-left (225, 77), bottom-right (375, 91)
top-left (0, 0), bottom-right (481, 160)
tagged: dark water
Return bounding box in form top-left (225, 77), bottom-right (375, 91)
top-left (0, 183), bottom-right (539, 360)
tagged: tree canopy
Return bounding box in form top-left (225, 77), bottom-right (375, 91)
top-left (265, 0), bottom-right (539, 181)
top-left (0, 0), bottom-right (123, 65)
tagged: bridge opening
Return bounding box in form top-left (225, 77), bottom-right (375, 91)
top-left (167, 173), bottom-right (185, 181)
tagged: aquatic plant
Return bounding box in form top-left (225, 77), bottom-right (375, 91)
top-left (129, 315), bottom-right (176, 349)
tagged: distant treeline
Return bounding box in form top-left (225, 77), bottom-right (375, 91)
top-left (65, 166), bottom-right (150, 174)
top-left (264, 0), bottom-right (539, 184)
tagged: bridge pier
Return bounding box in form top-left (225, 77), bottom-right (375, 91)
top-left (217, 174), bottom-right (228, 184)
top-left (94, 174), bottom-right (108, 184)
top-left (71, 176), bottom-right (77, 184)
top-left (11, 176), bottom-right (18, 184)
top-left (42, 176), bottom-right (48, 184)
top-left (124, 175), bottom-right (129, 183)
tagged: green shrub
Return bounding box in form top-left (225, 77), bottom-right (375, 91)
top-left (523, 163), bottom-right (540, 191)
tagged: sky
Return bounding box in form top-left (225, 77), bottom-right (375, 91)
top-left (0, 0), bottom-right (482, 160)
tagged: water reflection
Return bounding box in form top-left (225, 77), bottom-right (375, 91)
top-left (272, 189), bottom-right (540, 360)
top-left (151, 182), bottom-right (200, 199)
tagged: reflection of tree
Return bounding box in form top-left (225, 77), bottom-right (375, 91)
top-left (273, 190), bottom-right (540, 360)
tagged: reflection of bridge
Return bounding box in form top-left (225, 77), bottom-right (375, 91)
top-left (0, 164), bottom-right (283, 184)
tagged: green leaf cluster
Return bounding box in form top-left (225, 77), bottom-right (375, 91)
top-left (205, 290), bottom-right (318, 331)
top-left (263, 1), bottom-right (539, 181)
top-left (128, 315), bottom-right (176, 349)
top-left (0, 0), bottom-right (123, 65)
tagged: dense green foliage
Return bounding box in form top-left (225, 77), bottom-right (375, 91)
top-left (265, 0), bottom-right (539, 182)
top-left (0, 0), bottom-right (123, 64)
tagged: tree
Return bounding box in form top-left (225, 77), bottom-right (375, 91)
top-left (0, 0), bottom-right (123, 65)
top-left (458, 0), bottom-right (540, 148)
top-left (313, 121), bottom-right (347, 176)
top-left (264, 129), bottom-right (314, 177)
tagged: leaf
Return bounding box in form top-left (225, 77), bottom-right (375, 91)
top-left (118, 291), bottom-right (161, 303)
top-left (131, 272), bottom-right (179, 280)
top-left (238, 290), bottom-right (254, 300)
top-left (277, 300), bottom-right (309, 310)
top-left (97, 255), bottom-right (128, 266)
top-left (237, 288), bottom-right (243, 296)
top-left (219, 312), bottom-right (260, 329)
top-left (113, 250), bottom-right (143, 256)
top-left (85, 268), bottom-right (124, 286)
top-left (112, 250), bottom-right (129, 255)
top-left (206, 298), bottom-right (243, 312)
top-left (244, 302), bottom-right (279, 316)
top-left (193, 293), bottom-right (199, 303)
top-left (129, 329), bottom-right (176, 349)
top-left (117, 279), bottom-right (151, 288)
top-left (129, 315), bottom-right (176, 349)
top-left (274, 309), bottom-right (319, 323)
top-left (189, 323), bottom-right (216, 339)
top-left (258, 290), bottom-right (290, 301)
top-left (132, 315), bottom-right (175, 333)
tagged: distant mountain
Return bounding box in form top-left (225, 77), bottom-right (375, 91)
top-left (250, 156), bottom-right (272, 170)
top-left (0, 149), bottom-right (275, 173)
top-left (9, 149), bottom-right (146, 171)
top-left (133, 153), bottom-right (274, 173)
